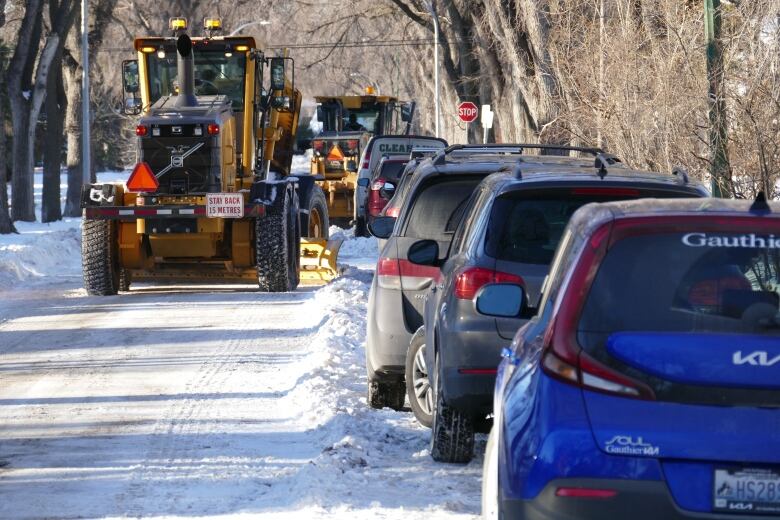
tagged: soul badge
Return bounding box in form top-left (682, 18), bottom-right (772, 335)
top-left (604, 435), bottom-right (660, 456)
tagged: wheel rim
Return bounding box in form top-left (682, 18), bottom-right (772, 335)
top-left (413, 345), bottom-right (433, 416)
top-left (309, 207), bottom-right (323, 238)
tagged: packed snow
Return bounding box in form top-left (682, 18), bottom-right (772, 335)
top-left (0, 167), bottom-right (484, 519)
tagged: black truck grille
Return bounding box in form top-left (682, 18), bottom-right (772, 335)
top-left (140, 137), bottom-right (218, 194)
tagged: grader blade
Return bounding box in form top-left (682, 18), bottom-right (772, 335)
top-left (299, 238), bottom-right (343, 284)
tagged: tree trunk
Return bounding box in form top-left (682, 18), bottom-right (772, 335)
top-left (0, 67), bottom-right (16, 234)
top-left (63, 52), bottom-right (83, 217)
top-left (42, 47), bottom-right (66, 223)
top-left (8, 0), bottom-right (43, 222)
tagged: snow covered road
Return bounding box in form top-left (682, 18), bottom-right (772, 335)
top-left (0, 227), bottom-right (483, 518)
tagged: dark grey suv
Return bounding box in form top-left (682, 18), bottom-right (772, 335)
top-left (365, 145), bottom-right (548, 409)
top-left (404, 157), bottom-right (708, 462)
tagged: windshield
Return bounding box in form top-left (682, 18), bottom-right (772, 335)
top-left (580, 231), bottom-right (780, 336)
top-left (146, 51), bottom-right (247, 110)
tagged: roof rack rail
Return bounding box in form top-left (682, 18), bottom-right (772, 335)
top-left (433, 143), bottom-right (610, 166)
top-left (594, 152), bottom-right (622, 179)
top-left (671, 166), bottom-right (689, 185)
top-left (409, 146), bottom-right (443, 160)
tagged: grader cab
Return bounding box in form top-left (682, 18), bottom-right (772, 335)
top-left (81, 17), bottom-right (340, 295)
top-left (310, 93), bottom-right (415, 227)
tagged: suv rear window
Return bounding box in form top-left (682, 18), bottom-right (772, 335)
top-left (580, 232), bottom-right (780, 337)
top-left (404, 177), bottom-right (482, 242)
top-left (486, 190), bottom-right (647, 265)
top-left (376, 161), bottom-right (407, 184)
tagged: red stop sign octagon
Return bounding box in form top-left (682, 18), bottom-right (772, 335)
top-left (457, 101), bottom-right (479, 123)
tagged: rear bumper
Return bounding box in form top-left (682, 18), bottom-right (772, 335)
top-left (366, 280), bottom-right (412, 380)
top-left (84, 204), bottom-right (266, 220)
top-left (501, 478), bottom-right (780, 520)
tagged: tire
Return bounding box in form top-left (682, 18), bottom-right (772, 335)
top-left (367, 380), bottom-right (405, 411)
top-left (406, 328), bottom-right (434, 428)
top-left (355, 216), bottom-right (367, 237)
top-left (430, 353), bottom-right (475, 463)
top-left (256, 188), bottom-right (300, 292)
top-left (82, 218), bottom-right (119, 296)
top-left (303, 185), bottom-right (329, 239)
top-left (482, 426), bottom-right (502, 519)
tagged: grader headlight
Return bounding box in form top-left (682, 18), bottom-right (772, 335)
top-left (203, 18), bottom-right (222, 31)
top-left (169, 17), bottom-right (188, 31)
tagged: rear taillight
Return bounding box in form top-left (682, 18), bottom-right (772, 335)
top-left (207, 124), bottom-right (220, 136)
top-left (555, 487), bottom-right (618, 499)
top-left (540, 222), bottom-right (655, 400)
top-left (347, 140), bottom-right (359, 151)
top-left (312, 140), bottom-right (324, 152)
top-left (362, 149), bottom-right (371, 170)
top-left (368, 180), bottom-right (387, 217)
top-left (376, 257), bottom-right (401, 290)
top-left (454, 267), bottom-right (524, 300)
top-left (135, 125), bottom-right (148, 137)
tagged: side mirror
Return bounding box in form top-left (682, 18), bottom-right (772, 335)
top-left (122, 60), bottom-right (139, 94)
top-left (407, 239), bottom-right (439, 266)
top-left (475, 283), bottom-right (525, 318)
top-left (124, 98), bottom-right (142, 115)
top-left (368, 216), bottom-right (396, 239)
top-left (401, 101), bottom-right (416, 123)
top-left (380, 182), bottom-right (395, 198)
top-left (270, 57), bottom-right (286, 91)
top-left (357, 178), bottom-right (370, 187)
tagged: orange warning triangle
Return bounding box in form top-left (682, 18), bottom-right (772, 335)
top-left (126, 162), bottom-right (160, 192)
top-left (326, 144), bottom-right (345, 162)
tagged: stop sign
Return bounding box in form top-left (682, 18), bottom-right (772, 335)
top-left (457, 101), bottom-right (479, 123)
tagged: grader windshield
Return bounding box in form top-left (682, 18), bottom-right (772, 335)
top-left (141, 45), bottom-right (248, 110)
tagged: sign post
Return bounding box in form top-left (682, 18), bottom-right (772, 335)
top-left (480, 104), bottom-right (493, 144)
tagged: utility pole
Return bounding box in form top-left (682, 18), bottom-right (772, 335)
top-left (426, 1), bottom-right (441, 138)
top-left (705, 0), bottom-right (731, 197)
top-left (81, 0), bottom-right (90, 184)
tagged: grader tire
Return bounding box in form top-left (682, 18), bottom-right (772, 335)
top-left (82, 218), bottom-right (119, 296)
top-left (304, 185), bottom-right (329, 239)
top-left (256, 190), bottom-right (300, 292)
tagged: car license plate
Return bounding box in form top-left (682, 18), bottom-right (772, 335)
top-left (714, 467), bottom-right (780, 515)
top-left (206, 193), bottom-right (244, 218)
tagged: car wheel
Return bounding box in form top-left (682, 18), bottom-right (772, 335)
top-left (406, 329), bottom-right (433, 428)
top-left (430, 353), bottom-right (475, 463)
top-left (482, 426), bottom-right (502, 519)
top-left (367, 380), bottom-right (405, 411)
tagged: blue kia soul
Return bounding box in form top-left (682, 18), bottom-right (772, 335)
top-left (481, 197), bottom-right (780, 519)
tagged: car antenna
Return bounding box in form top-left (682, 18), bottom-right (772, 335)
top-left (750, 191), bottom-right (771, 214)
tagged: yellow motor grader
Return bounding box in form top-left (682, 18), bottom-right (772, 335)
top-left (310, 93), bottom-right (415, 227)
top-left (81, 17), bottom-right (339, 294)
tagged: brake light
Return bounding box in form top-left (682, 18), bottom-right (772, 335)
top-left (571, 187), bottom-right (640, 197)
top-left (312, 140), bottom-right (324, 152)
top-left (135, 125), bottom-right (148, 137)
top-left (347, 139), bottom-right (359, 151)
top-left (207, 124), bottom-right (220, 136)
top-left (386, 206), bottom-right (400, 218)
top-left (555, 487), bottom-right (618, 499)
top-left (368, 179), bottom-right (388, 217)
top-left (540, 222), bottom-right (655, 400)
top-left (126, 162), bottom-right (159, 192)
top-left (376, 257), bottom-right (401, 290)
top-left (362, 149), bottom-right (371, 169)
top-left (454, 267), bottom-right (524, 300)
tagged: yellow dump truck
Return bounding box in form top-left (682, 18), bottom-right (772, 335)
top-left (310, 93), bottom-right (415, 227)
top-left (81, 17), bottom-right (338, 294)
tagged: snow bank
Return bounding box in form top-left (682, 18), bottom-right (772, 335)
top-left (267, 272), bottom-right (483, 518)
